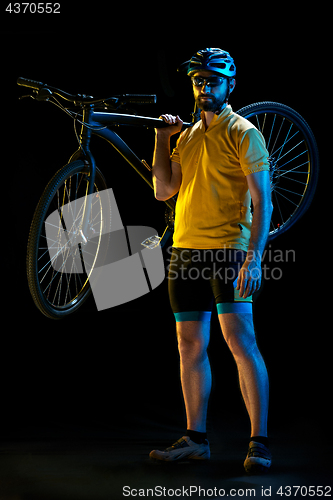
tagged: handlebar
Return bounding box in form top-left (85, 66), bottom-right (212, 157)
top-left (17, 77), bottom-right (193, 129)
top-left (17, 77), bottom-right (157, 105)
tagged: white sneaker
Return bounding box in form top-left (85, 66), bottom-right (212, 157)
top-left (149, 436), bottom-right (210, 462)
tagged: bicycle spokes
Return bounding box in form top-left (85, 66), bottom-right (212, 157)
top-left (246, 111), bottom-right (312, 237)
top-left (36, 172), bottom-right (104, 309)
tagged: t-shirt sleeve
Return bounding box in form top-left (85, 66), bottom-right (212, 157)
top-left (170, 129), bottom-right (189, 165)
top-left (239, 127), bottom-right (270, 176)
top-left (170, 143), bottom-right (181, 164)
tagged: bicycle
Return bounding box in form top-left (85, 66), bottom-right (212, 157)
top-left (17, 77), bottom-right (319, 320)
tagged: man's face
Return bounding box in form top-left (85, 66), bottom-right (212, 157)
top-left (192, 70), bottom-right (231, 112)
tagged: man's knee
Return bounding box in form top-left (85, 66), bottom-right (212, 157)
top-left (220, 313), bottom-right (257, 360)
top-left (176, 321), bottom-right (210, 362)
top-left (226, 331), bottom-right (258, 360)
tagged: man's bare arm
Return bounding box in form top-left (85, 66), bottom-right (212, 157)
top-left (237, 170), bottom-right (273, 298)
top-left (152, 114), bottom-right (183, 201)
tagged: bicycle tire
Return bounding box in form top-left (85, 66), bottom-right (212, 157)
top-left (236, 101), bottom-right (319, 240)
top-left (27, 160), bottom-right (109, 319)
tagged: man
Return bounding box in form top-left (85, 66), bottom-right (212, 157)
top-left (150, 48), bottom-right (273, 474)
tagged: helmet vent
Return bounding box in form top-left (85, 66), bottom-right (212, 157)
top-left (212, 62), bottom-right (227, 69)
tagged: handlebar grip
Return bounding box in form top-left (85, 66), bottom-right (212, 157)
top-left (17, 77), bottom-right (44, 90)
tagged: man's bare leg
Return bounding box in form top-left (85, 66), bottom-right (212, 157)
top-left (176, 320), bottom-right (212, 433)
top-left (218, 312), bottom-right (269, 437)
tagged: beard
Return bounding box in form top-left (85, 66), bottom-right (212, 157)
top-left (195, 93), bottom-right (227, 112)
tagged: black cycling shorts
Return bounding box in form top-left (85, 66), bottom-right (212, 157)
top-left (168, 248), bottom-right (252, 322)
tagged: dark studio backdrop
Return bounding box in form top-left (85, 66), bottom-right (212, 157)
top-left (1, 7), bottom-right (329, 495)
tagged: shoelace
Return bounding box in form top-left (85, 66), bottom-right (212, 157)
top-left (165, 438), bottom-right (190, 452)
top-left (247, 442), bottom-right (271, 459)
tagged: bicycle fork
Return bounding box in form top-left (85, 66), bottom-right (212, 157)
top-left (68, 106), bottom-right (96, 237)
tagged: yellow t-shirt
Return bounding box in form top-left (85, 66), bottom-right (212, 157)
top-left (170, 105), bottom-right (270, 251)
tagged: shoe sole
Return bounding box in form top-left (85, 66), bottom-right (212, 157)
top-left (244, 457), bottom-right (271, 475)
top-left (149, 450), bottom-right (210, 462)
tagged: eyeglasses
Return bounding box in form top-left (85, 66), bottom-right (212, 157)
top-left (191, 75), bottom-right (226, 88)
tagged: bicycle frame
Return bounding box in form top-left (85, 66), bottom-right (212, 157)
top-left (68, 106), bottom-right (183, 239)
top-left (71, 106), bottom-right (184, 206)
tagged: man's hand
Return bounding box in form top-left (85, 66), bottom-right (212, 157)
top-left (156, 114), bottom-right (183, 136)
top-left (236, 256), bottom-right (262, 299)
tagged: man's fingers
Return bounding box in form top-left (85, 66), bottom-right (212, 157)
top-left (237, 266), bottom-right (261, 299)
top-left (159, 114), bottom-right (183, 126)
top-left (160, 114), bottom-right (177, 124)
top-left (237, 268), bottom-right (248, 297)
top-left (243, 280), bottom-right (253, 299)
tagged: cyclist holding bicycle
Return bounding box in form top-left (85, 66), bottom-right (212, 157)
top-left (150, 48), bottom-right (273, 474)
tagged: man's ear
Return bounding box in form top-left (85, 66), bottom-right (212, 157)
top-left (229, 78), bottom-right (236, 94)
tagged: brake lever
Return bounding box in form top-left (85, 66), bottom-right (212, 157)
top-left (99, 99), bottom-right (120, 110)
top-left (35, 88), bottom-right (53, 101)
top-left (18, 94), bottom-right (35, 100)
top-left (19, 88), bottom-right (53, 102)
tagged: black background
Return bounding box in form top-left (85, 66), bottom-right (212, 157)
top-left (1, 7), bottom-right (330, 499)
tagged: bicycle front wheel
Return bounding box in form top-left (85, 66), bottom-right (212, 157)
top-left (236, 102), bottom-right (319, 240)
top-left (27, 160), bottom-right (109, 319)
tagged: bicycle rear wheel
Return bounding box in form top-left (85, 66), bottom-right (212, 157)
top-left (27, 160), bottom-right (109, 319)
top-left (236, 102), bottom-right (319, 240)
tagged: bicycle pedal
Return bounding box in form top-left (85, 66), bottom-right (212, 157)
top-left (141, 235), bottom-right (161, 249)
